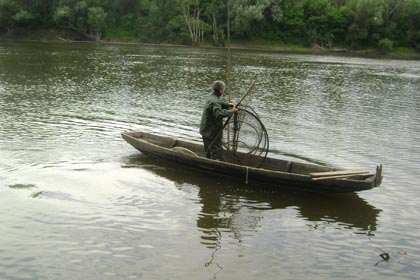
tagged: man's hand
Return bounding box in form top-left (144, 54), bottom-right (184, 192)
top-left (228, 102), bottom-right (238, 113)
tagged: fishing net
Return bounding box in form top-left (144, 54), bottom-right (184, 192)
top-left (222, 105), bottom-right (269, 167)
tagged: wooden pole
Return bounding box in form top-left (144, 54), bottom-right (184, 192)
top-left (311, 173), bottom-right (370, 181)
top-left (310, 169), bottom-right (370, 181)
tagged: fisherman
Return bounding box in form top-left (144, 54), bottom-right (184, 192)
top-left (200, 80), bottom-right (238, 160)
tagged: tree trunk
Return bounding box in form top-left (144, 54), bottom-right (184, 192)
top-left (182, 0), bottom-right (201, 47)
top-left (183, 6), bottom-right (195, 45)
top-left (212, 13), bottom-right (218, 46)
top-left (227, 0), bottom-right (231, 48)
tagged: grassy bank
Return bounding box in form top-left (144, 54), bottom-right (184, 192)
top-left (225, 38), bottom-right (420, 60)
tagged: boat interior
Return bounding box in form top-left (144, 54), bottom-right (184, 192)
top-left (126, 131), bottom-right (341, 176)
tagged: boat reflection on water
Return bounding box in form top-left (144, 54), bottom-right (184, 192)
top-left (122, 154), bottom-right (381, 244)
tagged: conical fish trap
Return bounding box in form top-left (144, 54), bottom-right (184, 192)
top-left (222, 106), bottom-right (269, 167)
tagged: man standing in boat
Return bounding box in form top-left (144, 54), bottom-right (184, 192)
top-left (200, 80), bottom-right (238, 160)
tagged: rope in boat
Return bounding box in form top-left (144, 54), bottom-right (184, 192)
top-left (245, 166), bottom-right (249, 184)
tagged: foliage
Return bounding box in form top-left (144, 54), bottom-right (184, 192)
top-left (0, 0), bottom-right (420, 51)
top-left (230, 0), bottom-right (283, 38)
top-left (87, 6), bottom-right (106, 40)
top-left (378, 38), bottom-right (394, 52)
top-left (301, 0), bottom-right (347, 48)
top-left (165, 14), bottom-right (191, 44)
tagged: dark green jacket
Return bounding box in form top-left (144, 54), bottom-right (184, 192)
top-left (200, 92), bottom-right (233, 139)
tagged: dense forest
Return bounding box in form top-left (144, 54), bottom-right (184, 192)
top-left (1, 0), bottom-right (419, 52)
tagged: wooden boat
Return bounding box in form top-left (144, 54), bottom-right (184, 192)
top-left (121, 131), bottom-right (383, 193)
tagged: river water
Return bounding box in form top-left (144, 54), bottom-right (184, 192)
top-left (0, 42), bottom-right (419, 279)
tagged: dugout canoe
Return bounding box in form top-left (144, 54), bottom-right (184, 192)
top-left (121, 131), bottom-right (383, 193)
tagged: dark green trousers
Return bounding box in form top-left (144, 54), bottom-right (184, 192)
top-left (202, 136), bottom-right (223, 160)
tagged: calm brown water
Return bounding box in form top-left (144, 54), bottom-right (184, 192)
top-left (1, 41), bottom-right (419, 279)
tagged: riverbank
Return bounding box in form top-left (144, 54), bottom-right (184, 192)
top-left (0, 28), bottom-right (92, 42)
top-left (1, 28), bottom-right (419, 60)
top-left (223, 39), bottom-right (420, 60)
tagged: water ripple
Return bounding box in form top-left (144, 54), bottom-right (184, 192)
top-left (1, 42), bottom-right (420, 280)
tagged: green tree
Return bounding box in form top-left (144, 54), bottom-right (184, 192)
top-left (345, 0), bottom-right (386, 49)
top-left (53, 1), bottom-right (89, 34)
top-left (136, 0), bottom-right (179, 43)
top-left (177, 0), bottom-right (207, 46)
top-left (1, 0), bottom-right (419, 51)
top-left (302, 0), bottom-right (346, 48)
top-left (280, 0), bottom-right (305, 43)
top-left (0, 0), bottom-right (55, 28)
top-left (52, 0), bottom-right (108, 40)
top-left (12, 9), bottom-right (34, 26)
top-left (230, 0), bottom-right (283, 38)
top-left (378, 37), bottom-right (393, 52)
top-left (399, 0), bottom-right (420, 49)
top-left (0, 0), bottom-right (26, 28)
top-left (202, 0), bottom-right (226, 46)
top-left (165, 14), bottom-right (191, 44)
top-left (87, 6), bottom-right (106, 40)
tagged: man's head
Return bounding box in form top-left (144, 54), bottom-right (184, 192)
top-left (213, 80), bottom-right (226, 94)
